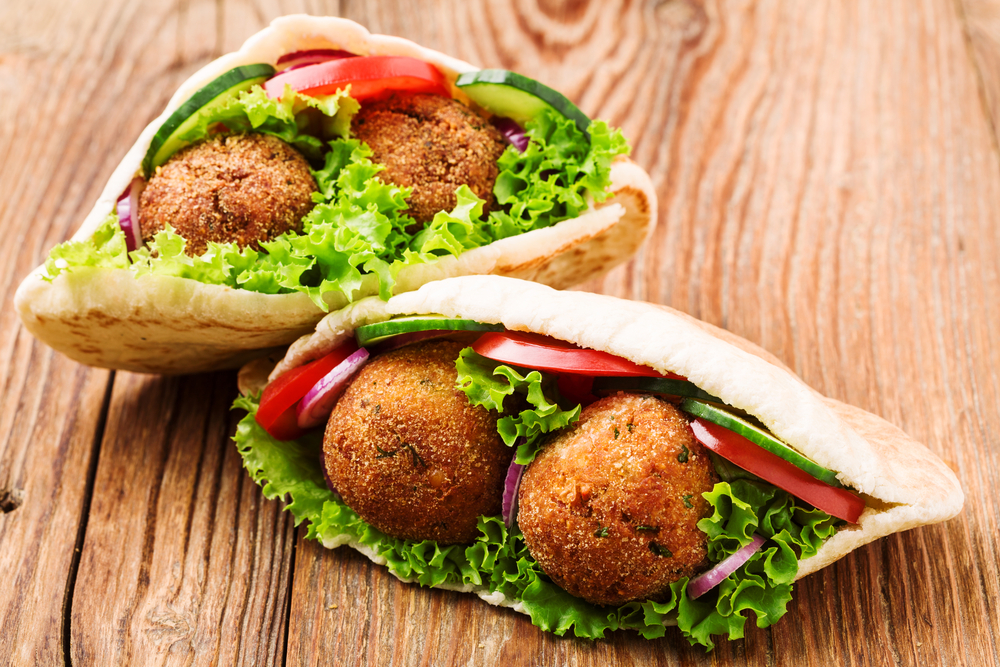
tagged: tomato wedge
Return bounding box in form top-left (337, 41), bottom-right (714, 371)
top-left (472, 331), bottom-right (685, 379)
top-left (689, 418), bottom-right (865, 524)
top-left (264, 55), bottom-right (449, 102)
top-left (256, 340), bottom-right (359, 440)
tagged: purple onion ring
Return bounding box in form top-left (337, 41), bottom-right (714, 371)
top-left (275, 49), bottom-right (356, 71)
top-left (116, 177), bottom-right (145, 253)
top-left (687, 533), bottom-right (766, 599)
top-left (492, 117), bottom-right (529, 153)
top-left (501, 454), bottom-right (527, 527)
top-left (296, 347), bottom-right (369, 430)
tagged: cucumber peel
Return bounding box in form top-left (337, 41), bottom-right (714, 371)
top-left (355, 315), bottom-right (504, 347)
top-left (455, 69), bottom-right (590, 136)
top-left (592, 376), bottom-right (723, 404)
top-left (680, 399), bottom-right (843, 487)
top-left (142, 63), bottom-right (276, 176)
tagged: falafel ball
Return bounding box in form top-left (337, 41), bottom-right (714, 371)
top-left (323, 340), bottom-right (513, 544)
top-left (351, 93), bottom-right (506, 224)
top-left (139, 133), bottom-right (317, 255)
top-left (517, 393), bottom-right (720, 606)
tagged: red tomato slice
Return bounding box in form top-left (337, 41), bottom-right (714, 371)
top-left (256, 340), bottom-right (359, 440)
top-left (472, 331), bottom-right (686, 379)
top-left (689, 418), bottom-right (865, 524)
top-left (264, 55), bottom-right (449, 102)
top-left (263, 405), bottom-right (308, 442)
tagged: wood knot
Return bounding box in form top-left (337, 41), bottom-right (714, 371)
top-left (656, 0), bottom-right (708, 41)
top-left (0, 488), bottom-right (24, 513)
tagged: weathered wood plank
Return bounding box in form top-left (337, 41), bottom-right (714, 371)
top-left (0, 354), bottom-right (110, 667)
top-left (69, 371), bottom-right (295, 666)
top-left (0, 2), bottom-right (123, 665)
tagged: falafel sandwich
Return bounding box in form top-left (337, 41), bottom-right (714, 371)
top-left (14, 16), bottom-right (655, 374)
top-left (233, 275), bottom-right (964, 649)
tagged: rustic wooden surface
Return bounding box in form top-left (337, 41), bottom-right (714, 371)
top-left (1, 0), bottom-right (998, 665)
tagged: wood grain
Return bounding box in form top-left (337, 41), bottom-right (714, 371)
top-left (962, 0), bottom-right (1000, 142)
top-left (0, 0), bottom-right (119, 663)
top-left (70, 371), bottom-right (295, 666)
top-left (0, 0), bottom-right (998, 665)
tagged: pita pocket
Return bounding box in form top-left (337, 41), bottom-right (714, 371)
top-left (15, 15), bottom-right (655, 375)
top-left (233, 275), bottom-right (963, 649)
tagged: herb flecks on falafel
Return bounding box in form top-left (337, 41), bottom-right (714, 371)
top-left (323, 340), bottom-right (514, 545)
top-left (139, 133), bottom-right (318, 256)
top-left (351, 93), bottom-right (507, 225)
top-left (518, 392), bottom-right (720, 606)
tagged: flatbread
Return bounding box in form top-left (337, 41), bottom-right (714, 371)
top-left (14, 16), bottom-right (656, 374)
top-left (249, 274), bottom-right (963, 586)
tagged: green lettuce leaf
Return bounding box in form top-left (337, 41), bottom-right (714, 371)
top-left (454, 348), bottom-right (581, 463)
top-left (232, 394), bottom-right (329, 524)
top-left (484, 110), bottom-right (629, 240)
top-left (42, 214), bottom-right (129, 279)
top-left (232, 394), bottom-right (838, 650)
top-left (168, 84), bottom-right (359, 162)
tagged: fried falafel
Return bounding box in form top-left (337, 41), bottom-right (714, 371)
top-left (323, 340), bottom-right (513, 544)
top-left (351, 93), bottom-right (506, 224)
top-left (517, 393), bottom-right (720, 606)
top-left (139, 132), bottom-right (317, 255)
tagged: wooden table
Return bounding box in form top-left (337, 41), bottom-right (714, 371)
top-left (2, 1), bottom-right (998, 665)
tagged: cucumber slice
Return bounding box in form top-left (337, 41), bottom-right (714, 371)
top-left (680, 399), bottom-right (842, 487)
top-left (142, 63), bottom-right (276, 176)
top-left (592, 376), bottom-right (723, 404)
top-left (355, 315), bottom-right (504, 347)
top-left (455, 69), bottom-right (590, 136)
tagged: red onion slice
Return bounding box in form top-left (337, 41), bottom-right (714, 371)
top-left (492, 117), bottom-right (529, 153)
top-left (116, 177), bottom-right (145, 252)
top-left (276, 49), bottom-right (356, 71)
top-left (687, 533), bottom-right (766, 600)
top-left (502, 455), bottom-right (526, 527)
top-left (296, 347), bottom-right (369, 429)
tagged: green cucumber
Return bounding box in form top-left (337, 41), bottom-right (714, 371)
top-left (142, 63), bottom-right (276, 176)
top-left (355, 315), bottom-right (504, 347)
top-left (592, 376), bottom-right (723, 404)
top-left (455, 69), bottom-right (590, 136)
top-left (680, 399), bottom-right (842, 487)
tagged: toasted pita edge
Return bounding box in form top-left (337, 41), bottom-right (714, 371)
top-left (14, 15), bottom-right (656, 374)
top-left (251, 275), bottom-right (963, 587)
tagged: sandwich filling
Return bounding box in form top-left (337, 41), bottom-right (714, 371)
top-left (42, 56), bottom-right (629, 310)
top-left (233, 319), bottom-right (851, 650)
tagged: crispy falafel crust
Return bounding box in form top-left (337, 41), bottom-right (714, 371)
top-left (139, 133), bottom-right (317, 255)
top-left (518, 393), bottom-right (719, 606)
top-left (323, 340), bottom-right (513, 545)
top-left (352, 93), bottom-right (506, 224)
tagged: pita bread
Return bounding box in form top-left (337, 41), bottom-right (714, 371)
top-left (14, 15), bottom-right (655, 374)
top-left (244, 275), bottom-right (963, 595)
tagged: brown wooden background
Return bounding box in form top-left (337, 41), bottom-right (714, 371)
top-left (1, 1), bottom-right (998, 665)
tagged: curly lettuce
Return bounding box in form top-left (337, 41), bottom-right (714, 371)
top-left (43, 87), bottom-right (630, 309)
top-left (43, 213), bottom-right (129, 278)
top-left (232, 393), bottom-right (838, 650)
top-left (485, 111), bottom-right (629, 239)
top-left (155, 84), bottom-right (359, 164)
top-left (454, 348), bottom-right (581, 463)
